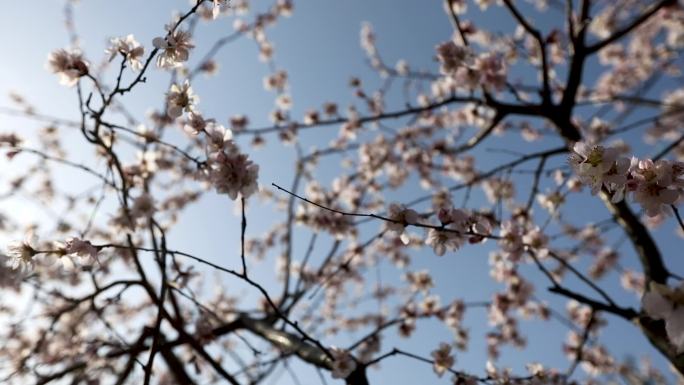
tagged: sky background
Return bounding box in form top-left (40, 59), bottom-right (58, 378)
top-left (0, 1), bottom-right (682, 384)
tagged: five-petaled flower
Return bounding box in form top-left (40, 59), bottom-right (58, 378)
top-left (153, 28), bottom-right (194, 68)
top-left (6, 233), bottom-right (38, 272)
top-left (166, 81), bottom-right (199, 119)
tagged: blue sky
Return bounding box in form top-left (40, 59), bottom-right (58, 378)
top-left (0, 1), bottom-right (682, 384)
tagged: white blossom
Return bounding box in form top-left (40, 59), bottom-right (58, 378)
top-left (153, 29), bottom-right (194, 68)
top-left (6, 233), bottom-right (38, 271)
top-left (568, 141), bottom-right (629, 199)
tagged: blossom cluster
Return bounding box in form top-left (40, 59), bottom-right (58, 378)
top-left (435, 41), bottom-right (507, 91)
top-left (203, 123), bottom-right (259, 200)
top-left (105, 34), bottom-right (145, 71)
top-left (569, 142), bottom-right (684, 216)
top-left (6, 235), bottom-right (98, 272)
top-left (425, 207), bottom-right (492, 256)
top-left (498, 221), bottom-right (549, 261)
top-left (163, 79), bottom-right (260, 201)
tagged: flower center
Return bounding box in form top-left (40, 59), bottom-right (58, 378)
top-left (585, 146), bottom-right (604, 167)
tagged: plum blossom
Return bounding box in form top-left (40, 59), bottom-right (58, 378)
top-left (436, 41), bottom-right (473, 75)
top-left (438, 207), bottom-right (468, 226)
top-left (426, 228), bottom-right (463, 256)
top-left (153, 29), bottom-right (194, 68)
top-left (360, 22), bottom-right (378, 60)
top-left (47, 49), bottom-right (89, 86)
top-left (536, 191), bottom-right (565, 214)
top-left (386, 203), bottom-right (419, 244)
top-left (422, 295), bottom-right (442, 315)
top-left (405, 270), bottom-right (434, 293)
top-left (431, 343), bottom-right (455, 377)
top-left (482, 178), bottom-right (515, 204)
top-left (166, 81), bottom-right (199, 119)
top-left (474, 0), bottom-right (494, 10)
top-left (395, 59), bottom-right (409, 75)
top-left (184, 112), bottom-right (207, 135)
top-left (330, 347), bottom-right (356, 379)
top-left (356, 335), bottom-right (381, 362)
top-left (276, 0), bottom-right (294, 17)
top-left (629, 159), bottom-right (683, 217)
top-left (498, 221), bottom-right (524, 261)
top-left (230, 115), bottom-right (249, 132)
top-left (207, 139), bottom-right (259, 200)
top-left (263, 70), bottom-right (288, 91)
top-left (106, 34), bottom-right (145, 71)
top-left (474, 53), bottom-right (507, 91)
top-left (205, 122), bottom-right (233, 151)
top-left (212, 0), bottom-right (229, 19)
top-left (642, 282), bottom-right (684, 352)
top-left (6, 233), bottom-right (38, 271)
top-left (568, 141), bottom-right (629, 200)
top-left (50, 237), bottom-right (98, 269)
top-left (295, 205), bottom-right (355, 239)
top-left (198, 59), bottom-right (219, 76)
top-left (448, 0), bottom-right (467, 14)
top-left (522, 227), bottom-right (549, 258)
top-left (64, 238), bottom-right (98, 260)
top-left (131, 193), bottom-right (156, 220)
top-left (426, 207), bottom-right (492, 256)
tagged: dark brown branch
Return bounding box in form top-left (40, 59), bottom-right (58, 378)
top-left (565, 310), bottom-right (595, 378)
top-left (238, 95), bottom-right (480, 136)
top-left (548, 286), bottom-right (637, 319)
top-left (501, 0), bottom-right (552, 102)
top-left (444, 0), bottom-right (470, 46)
top-left (653, 133), bottom-right (684, 161)
top-left (240, 197), bottom-right (248, 276)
